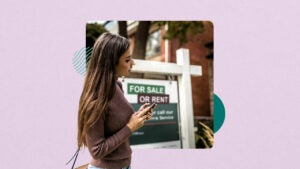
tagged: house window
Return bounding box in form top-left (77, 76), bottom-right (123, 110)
top-left (146, 30), bottom-right (161, 58)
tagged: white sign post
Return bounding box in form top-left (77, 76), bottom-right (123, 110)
top-left (131, 48), bottom-right (201, 148)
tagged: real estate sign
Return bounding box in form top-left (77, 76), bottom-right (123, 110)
top-left (120, 78), bottom-right (181, 149)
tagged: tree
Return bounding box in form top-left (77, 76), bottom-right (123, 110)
top-left (155, 21), bottom-right (205, 46)
top-left (131, 21), bottom-right (151, 60)
top-left (86, 23), bottom-right (107, 63)
top-left (118, 21), bottom-right (128, 38)
top-left (86, 23), bottom-right (107, 48)
top-left (122, 21), bottom-right (151, 78)
top-left (119, 21), bottom-right (205, 60)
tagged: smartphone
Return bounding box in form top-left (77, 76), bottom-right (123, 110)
top-left (148, 103), bottom-right (157, 109)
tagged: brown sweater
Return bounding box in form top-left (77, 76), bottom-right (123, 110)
top-left (86, 81), bottom-right (134, 169)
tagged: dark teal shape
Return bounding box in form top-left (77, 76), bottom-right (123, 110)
top-left (214, 94), bottom-right (225, 133)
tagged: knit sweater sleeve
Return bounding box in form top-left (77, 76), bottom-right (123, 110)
top-left (86, 112), bottom-right (132, 159)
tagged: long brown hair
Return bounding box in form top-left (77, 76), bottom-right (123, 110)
top-left (77, 32), bottom-right (130, 149)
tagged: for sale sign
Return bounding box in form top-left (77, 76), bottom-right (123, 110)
top-left (120, 78), bottom-right (181, 149)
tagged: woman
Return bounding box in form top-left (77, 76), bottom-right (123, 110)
top-left (77, 32), bottom-right (152, 169)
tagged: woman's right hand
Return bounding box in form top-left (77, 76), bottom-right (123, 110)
top-left (127, 103), bottom-right (153, 132)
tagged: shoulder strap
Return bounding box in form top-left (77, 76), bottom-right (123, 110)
top-left (66, 148), bottom-right (80, 169)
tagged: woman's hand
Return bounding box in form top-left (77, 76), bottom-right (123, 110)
top-left (127, 103), bottom-right (153, 132)
top-left (138, 103), bottom-right (153, 120)
top-left (137, 103), bottom-right (150, 112)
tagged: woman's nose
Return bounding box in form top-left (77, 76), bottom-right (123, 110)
top-left (131, 59), bottom-right (135, 66)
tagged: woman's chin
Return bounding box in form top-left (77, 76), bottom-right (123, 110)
top-left (122, 73), bottom-right (130, 77)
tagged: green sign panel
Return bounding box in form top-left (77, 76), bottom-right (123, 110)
top-left (129, 103), bottom-right (179, 145)
top-left (127, 83), bottom-right (165, 95)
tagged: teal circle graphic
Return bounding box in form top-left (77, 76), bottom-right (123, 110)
top-left (214, 94), bottom-right (225, 133)
top-left (72, 47), bottom-right (93, 76)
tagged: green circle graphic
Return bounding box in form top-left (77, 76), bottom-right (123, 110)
top-left (214, 94), bottom-right (225, 133)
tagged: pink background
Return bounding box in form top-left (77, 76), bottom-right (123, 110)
top-left (1, 0), bottom-right (299, 168)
